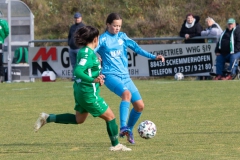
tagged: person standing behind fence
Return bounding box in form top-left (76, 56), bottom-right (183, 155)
top-left (199, 17), bottom-right (223, 80)
top-left (0, 14), bottom-right (9, 83)
top-left (68, 12), bottom-right (85, 81)
top-left (179, 13), bottom-right (205, 43)
top-left (201, 17), bottom-right (223, 43)
top-left (214, 18), bottom-right (240, 80)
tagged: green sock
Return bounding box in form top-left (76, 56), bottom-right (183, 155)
top-left (106, 118), bottom-right (119, 146)
top-left (47, 113), bottom-right (77, 124)
top-left (47, 114), bottom-right (56, 123)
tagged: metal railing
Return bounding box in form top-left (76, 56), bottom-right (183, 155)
top-left (28, 36), bottom-right (218, 47)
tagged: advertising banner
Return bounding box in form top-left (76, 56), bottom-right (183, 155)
top-left (29, 43), bottom-right (216, 78)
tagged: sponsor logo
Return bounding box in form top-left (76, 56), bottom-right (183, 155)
top-left (79, 58), bottom-right (87, 66)
top-left (118, 39), bottom-right (123, 45)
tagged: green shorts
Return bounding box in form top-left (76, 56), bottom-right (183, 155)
top-left (73, 82), bottom-right (108, 117)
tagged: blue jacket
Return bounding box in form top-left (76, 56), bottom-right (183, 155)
top-left (95, 31), bottom-right (156, 75)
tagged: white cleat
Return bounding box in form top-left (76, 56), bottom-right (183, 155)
top-left (34, 112), bottom-right (49, 132)
top-left (109, 143), bottom-right (132, 151)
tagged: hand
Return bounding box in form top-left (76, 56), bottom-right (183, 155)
top-left (94, 74), bottom-right (105, 86)
top-left (155, 55), bottom-right (165, 62)
top-left (99, 79), bottom-right (104, 86)
top-left (185, 34), bottom-right (190, 39)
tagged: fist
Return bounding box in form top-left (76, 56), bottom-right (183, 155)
top-left (155, 55), bottom-right (165, 62)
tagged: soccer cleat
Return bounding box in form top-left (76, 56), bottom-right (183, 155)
top-left (213, 75), bottom-right (222, 80)
top-left (221, 74), bottom-right (232, 80)
top-left (34, 112), bottom-right (49, 132)
top-left (109, 143), bottom-right (132, 151)
top-left (119, 126), bottom-right (130, 138)
top-left (127, 131), bottom-right (135, 144)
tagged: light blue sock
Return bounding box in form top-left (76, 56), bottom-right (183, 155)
top-left (119, 101), bottom-right (130, 128)
top-left (127, 108), bottom-right (142, 131)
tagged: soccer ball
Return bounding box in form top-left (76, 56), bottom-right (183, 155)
top-left (138, 120), bottom-right (157, 139)
top-left (174, 72), bottom-right (184, 80)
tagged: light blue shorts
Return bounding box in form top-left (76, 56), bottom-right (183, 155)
top-left (104, 74), bottom-right (142, 103)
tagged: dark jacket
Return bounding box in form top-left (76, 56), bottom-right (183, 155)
top-left (215, 25), bottom-right (240, 55)
top-left (179, 16), bottom-right (205, 43)
top-left (68, 22), bottom-right (85, 49)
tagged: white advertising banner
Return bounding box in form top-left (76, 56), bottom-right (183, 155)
top-left (29, 43), bottom-right (216, 78)
top-left (29, 47), bottom-right (72, 78)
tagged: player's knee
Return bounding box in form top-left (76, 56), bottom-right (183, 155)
top-left (137, 103), bottom-right (144, 112)
top-left (133, 101), bottom-right (144, 112)
top-left (76, 118), bottom-right (85, 124)
top-left (121, 90), bottom-right (131, 101)
top-left (107, 115), bottom-right (115, 121)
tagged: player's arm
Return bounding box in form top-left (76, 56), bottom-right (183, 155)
top-left (74, 54), bottom-right (95, 83)
top-left (74, 54), bottom-right (104, 83)
top-left (123, 33), bottom-right (164, 61)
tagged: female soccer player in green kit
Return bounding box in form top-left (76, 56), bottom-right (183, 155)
top-left (34, 26), bottom-right (131, 151)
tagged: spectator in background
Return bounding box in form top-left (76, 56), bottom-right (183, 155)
top-left (201, 17), bottom-right (223, 43)
top-left (200, 17), bottom-right (223, 80)
top-left (0, 13), bottom-right (9, 83)
top-left (179, 13), bottom-right (205, 43)
top-left (68, 12), bottom-right (85, 81)
top-left (214, 18), bottom-right (240, 80)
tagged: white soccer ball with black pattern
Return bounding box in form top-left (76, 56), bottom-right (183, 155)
top-left (174, 72), bottom-right (184, 80)
top-left (138, 120), bottom-right (157, 139)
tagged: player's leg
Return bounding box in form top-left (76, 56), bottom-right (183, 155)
top-left (34, 112), bottom-right (87, 132)
top-left (75, 111), bottom-right (88, 124)
top-left (126, 79), bottom-right (143, 144)
top-left (104, 74), bottom-right (131, 136)
top-left (119, 90), bottom-right (131, 134)
top-left (85, 91), bottom-right (131, 151)
top-left (99, 105), bottom-right (131, 151)
top-left (129, 98), bottom-right (144, 130)
top-left (34, 82), bottom-right (88, 132)
top-left (127, 79), bottom-right (143, 129)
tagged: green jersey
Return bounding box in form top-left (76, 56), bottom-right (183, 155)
top-left (0, 19), bottom-right (9, 43)
top-left (73, 46), bottom-right (108, 117)
top-left (74, 46), bottom-right (101, 87)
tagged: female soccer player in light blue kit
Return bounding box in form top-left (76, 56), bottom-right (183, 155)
top-left (95, 13), bottom-right (165, 144)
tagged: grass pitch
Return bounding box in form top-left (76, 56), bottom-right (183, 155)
top-left (1, 79), bottom-right (240, 160)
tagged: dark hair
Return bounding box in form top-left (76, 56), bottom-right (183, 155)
top-left (74, 26), bottom-right (99, 46)
top-left (106, 13), bottom-right (122, 24)
top-left (186, 13), bottom-right (194, 18)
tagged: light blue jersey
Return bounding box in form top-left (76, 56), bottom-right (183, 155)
top-left (95, 30), bottom-right (152, 133)
top-left (95, 31), bottom-right (156, 75)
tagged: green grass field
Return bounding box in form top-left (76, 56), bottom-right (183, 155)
top-left (1, 79), bottom-right (240, 160)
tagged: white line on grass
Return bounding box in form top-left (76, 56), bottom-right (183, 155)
top-left (12, 88), bottom-right (32, 91)
top-left (64, 86), bottom-right (73, 88)
top-left (149, 81), bottom-right (176, 84)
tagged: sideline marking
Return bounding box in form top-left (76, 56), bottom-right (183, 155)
top-left (12, 88), bottom-right (32, 91)
top-left (64, 86), bottom-right (72, 88)
top-left (149, 81), bottom-right (176, 84)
